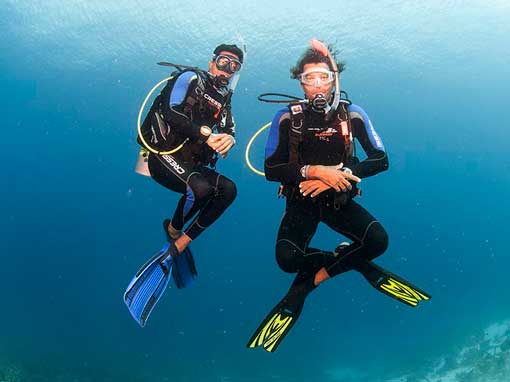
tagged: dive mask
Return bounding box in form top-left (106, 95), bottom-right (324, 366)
top-left (213, 54), bottom-right (242, 74)
top-left (299, 68), bottom-right (334, 87)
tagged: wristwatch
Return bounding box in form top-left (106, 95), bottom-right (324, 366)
top-left (341, 167), bottom-right (353, 175)
top-left (198, 125), bottom-right (212, 144)
top-left (300, 165), bottom-right (310, 179)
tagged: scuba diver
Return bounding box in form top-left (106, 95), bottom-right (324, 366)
top-left (124, 43), bottom-right (245, 327)
top-left (247, 40), bottom-right (430, 352)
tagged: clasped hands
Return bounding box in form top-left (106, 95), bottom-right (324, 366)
top-left (300, 163), bottom-right (361, 198)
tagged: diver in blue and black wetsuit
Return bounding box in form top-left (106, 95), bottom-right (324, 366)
top-left (247, 40), bottom-right (430, 352)
top-left (124, 43), bottom-right (245, 327)
top-left (144, 44), bottom-right (244, 251)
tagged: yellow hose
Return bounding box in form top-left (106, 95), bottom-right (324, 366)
top-left (245, 122), bottom-right (271, 176)
top-left (137, 76), bottom-right (188, 155)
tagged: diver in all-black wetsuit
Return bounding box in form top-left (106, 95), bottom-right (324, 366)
top-left (141, 44), bottom-right (244, 254)
top-left (247, 42), bottom-right (430, 353)
top-left (265, 101), bottom-right (389, 279)
top-left (265, 48), bottom-right (389, 290)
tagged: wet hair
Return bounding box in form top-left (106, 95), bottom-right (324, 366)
top-left (290, 46), bottom-right (345, 79)
top-left (213, 44), bottom-right (244, 63)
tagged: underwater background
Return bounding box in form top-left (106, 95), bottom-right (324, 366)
top-left (2, 0), bottom-right (510, 381)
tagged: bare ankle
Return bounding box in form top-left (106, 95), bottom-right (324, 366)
top-left (175, 233), bottom-right (192, 253)
top-left (167, 222), bottom-right (181, 240)
top-left (314, 268), bottom-right (331, 285)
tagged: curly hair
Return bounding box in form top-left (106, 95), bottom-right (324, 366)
top-left (290, 45), bottom-right (345, 79)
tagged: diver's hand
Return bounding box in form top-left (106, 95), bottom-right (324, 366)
top-left (207, 133), bottom-right (235, 158)
top-left (299, 180), bottom-right (331, 197)
top-left (308, 163), bottom-right (361, 192)
top-left (206, 133), bottom-right (219, 148)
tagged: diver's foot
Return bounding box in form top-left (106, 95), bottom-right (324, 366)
top-left (160, 242), bottom-right (179, 271)
top-left (288, 273), bottom-right (317, 301)
top-left (313, 242), bottom-right (349, 284)
top-left (334, 242), bottom-right (350, 257)
top-left (174, 233), bottom-right (192, 254)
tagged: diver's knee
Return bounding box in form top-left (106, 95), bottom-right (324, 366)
top-left (365, 222), bottom-right (389, 259)
top-left (275, 240), bottom-right (301, 273)
top-left (221, 178), bottom-right (237, 204)
top-left (189, 176), bottom-right (215, 202)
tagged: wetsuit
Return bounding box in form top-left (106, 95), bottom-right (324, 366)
top-left (146, 70), bottom-right (237, 240)
top-left (264, 103), bottom-right (389, 278)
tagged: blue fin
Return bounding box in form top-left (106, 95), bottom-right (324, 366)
top-left (124, 243), bottom-right (174, 327)
top-left (172, 246), bottom-right (198, 289)
top-left (163, 219), bottom-right (198, 289)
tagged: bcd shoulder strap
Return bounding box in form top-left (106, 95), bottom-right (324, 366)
top-left (288, 103), bottom-right (305, 164)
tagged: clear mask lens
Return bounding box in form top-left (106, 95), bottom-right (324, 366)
top-left (299, 69), bottom-right (334, 87)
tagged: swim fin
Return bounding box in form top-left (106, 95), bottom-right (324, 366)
top-left (356, 261), bottom-right (431, 307)
top-left (171, 247), bottom-right (198, 289)
top-left (123, 243), bottom-right (176, 327)
top-left (334, 242), bottom-right (431, 307)
top-left (247, 275), bottom-right (315, 352)
top-left (162, 219), bottom-right (198, 289)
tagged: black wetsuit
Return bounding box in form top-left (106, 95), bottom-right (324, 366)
top-left (146, 70), bottom-right (237, 240)
top-left (264, 103), bottom-right (389, 278)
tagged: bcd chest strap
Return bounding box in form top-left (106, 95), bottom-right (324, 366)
top-left (287, 103), bottom-right (354, 165)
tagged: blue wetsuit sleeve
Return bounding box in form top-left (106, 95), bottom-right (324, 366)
top-left (163, 71), bottom-right (201, 141)
top-left (264, 109), bottom-right (304, 184)
top-left (348, 104), bottom-right (389, 178)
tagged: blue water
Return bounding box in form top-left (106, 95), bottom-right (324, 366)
top-left (2, 1), bottom-right (510, 381)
